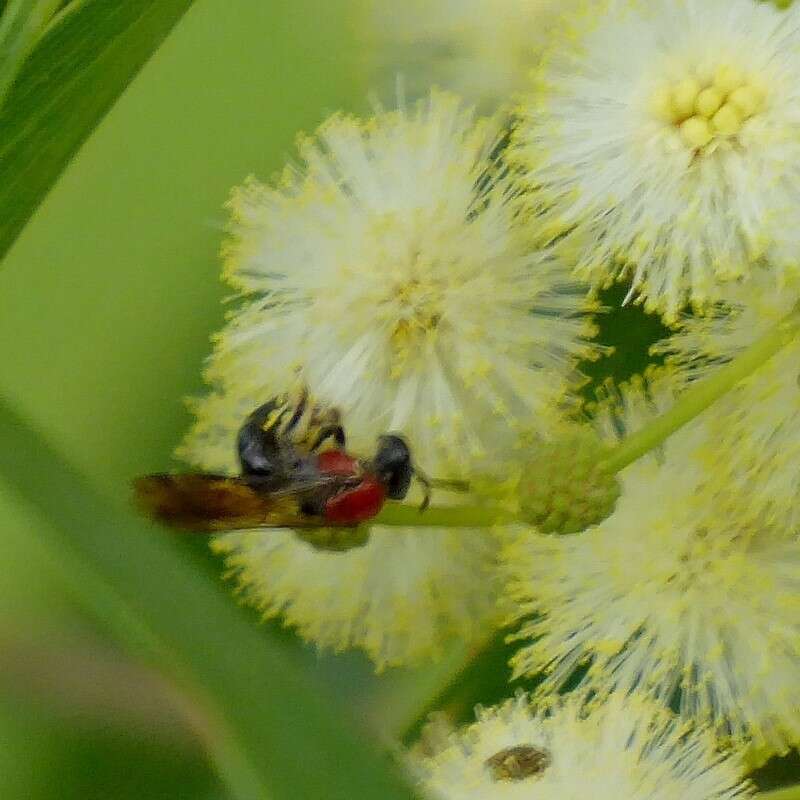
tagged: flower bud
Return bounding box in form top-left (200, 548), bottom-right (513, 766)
top-left (503, 427), bottom-right (622, 534)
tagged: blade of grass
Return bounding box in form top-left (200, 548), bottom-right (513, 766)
top-left (376, 631), bottom-right (501, 744)
top-left (0, 0), bottom-right (63, 104)
top-left (0, 0), bottom-right (195, 262)
top-left (0, 396), bottom-right (420, 800)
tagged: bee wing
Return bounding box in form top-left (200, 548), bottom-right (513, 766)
top-left (133, 473), bottom-right (336, 532)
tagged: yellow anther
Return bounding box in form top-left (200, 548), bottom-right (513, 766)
top-left (695, 87), bottom-right (723, 118)
top-left (659, 68), bottom-right (765, 151)
top-left (711, 104), bottom-right (742, 137)
top-left (672, 78), bottom-right (701, 118)
top-left (727, 85), bottom-right (761, 119)
top-left (651, 86), bottom-right (676, 122)
top-left (713, 65), bottom-right (743, 95)
top-left (679, 116), bottom-right (713, 149)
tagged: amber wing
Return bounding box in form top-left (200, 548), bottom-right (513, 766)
top-left (133, 474), bottom-right (321, 531)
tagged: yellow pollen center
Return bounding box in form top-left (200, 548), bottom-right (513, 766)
top-left (387, 279), bottom-right (443, 376)
top-left (651, 64), bottom-right (766, 152)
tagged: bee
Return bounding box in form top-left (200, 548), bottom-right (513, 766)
top-left (134, 391), bottom-right (428, 535)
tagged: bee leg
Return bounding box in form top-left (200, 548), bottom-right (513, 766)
top-left (283, 387), bottom-right (308, 436)
top-left (309, 402), bottom-right (341, 427)
top-left (237, 397), bottom-right (288, 476)
top-left (414, 468), bottom-right (432, 512)
top-left (309, 425), bottom-right (346, 452)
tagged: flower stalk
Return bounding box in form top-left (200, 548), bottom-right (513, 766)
top-left (601, 302), bottom-right (800, 474)
top-left (761, 788), bottom-right (800, 800)
top-left (374, 502), bottom-right (503, 528)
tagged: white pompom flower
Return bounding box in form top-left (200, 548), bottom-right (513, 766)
top-left (210, 526), bottom-right (498, 672)
top-left (514, 0), bottom-right (800, 321)
top-left (413, 692), bottom-right (752, 800)
top-left (179, 91), bottom-right (599, 670)
top-left (359, 0), bottom-right (581, 112)
top-left (194, 90), bottom-right (598, 476)
top-left (503, 375), bottom-right (800, 753)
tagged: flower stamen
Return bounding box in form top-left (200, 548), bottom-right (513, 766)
top-left (654, 65), bottom-right (766, 152)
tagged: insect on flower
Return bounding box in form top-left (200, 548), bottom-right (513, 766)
top-left (485, 744), bottom-right (551, 782)
top-left (135, 391), bottom-right (433, 531)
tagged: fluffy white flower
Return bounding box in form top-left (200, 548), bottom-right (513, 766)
top-left (413, 693), bottom-right (752, 800)
top-left (503, 376), bottom-right (800, 753)
top-left (191, 91), bottom-right (597, 476)
top-left (655, 269), bottom-right (800, 525)
top-left (514, 0), bottom-right (800, 320)
top-left (179, 92), bottom-right (598, 669)
top-left (211, 525), bottom-right (498, 671)
top-left (359, 0), bottom-right (581, 112)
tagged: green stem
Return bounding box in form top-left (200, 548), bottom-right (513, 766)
top-left (602, 302), bottom-right (800, 474)
top-left (373, 502), bottom-right (502, 528)
top-left (760, 788), bottom-right (800, 800)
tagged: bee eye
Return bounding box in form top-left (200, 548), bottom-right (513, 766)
top-left (374, 435), bottom-right (413, 500)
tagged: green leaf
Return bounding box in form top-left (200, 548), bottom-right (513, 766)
top-left (0, 0), bottom-right (195, 262)
top-left (0, 397), bottom-right (420, 800)
top-left (0, 0), bottom-right (63, 104)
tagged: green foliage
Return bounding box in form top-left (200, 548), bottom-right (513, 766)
top-left (0, 694), bottom-right (222, 800)
top-left (0, 0), bottom-right (63, 104)
top-left (0, 0), bottom-right (195, 261)
top-left (579, 285), bottom-right (672, 390)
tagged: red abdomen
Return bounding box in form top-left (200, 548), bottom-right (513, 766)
top-left (316, 450), bottom-right (361, 477)
top-left (324, 477), bottom-right (387, 525)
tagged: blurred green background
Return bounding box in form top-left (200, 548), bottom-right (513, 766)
top-left (0, 2), bottom-right (376, 796)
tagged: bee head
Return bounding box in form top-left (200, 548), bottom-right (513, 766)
top-left (372, 435), bottom-right (413, 500)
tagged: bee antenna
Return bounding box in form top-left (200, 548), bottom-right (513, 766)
top-left (414, 468), bottom-right (432, 512)
top-left (427, 477), bottom-right (471, 493)
top-left (414, 467), bottom-right (471, 513)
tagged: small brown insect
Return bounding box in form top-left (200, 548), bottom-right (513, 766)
top-left (485, 744), bottom-right (551, 782)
